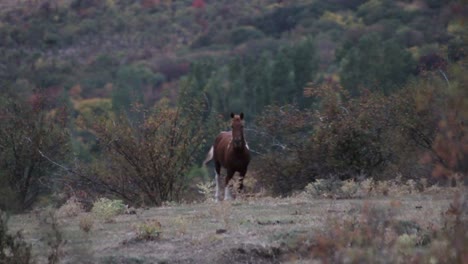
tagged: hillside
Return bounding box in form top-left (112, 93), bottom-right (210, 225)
top-left (1, 0), bottom-right (465, 101)
top-left (8, 189), bottom-right (461, 263)
top-left (1, 0), bottom-right (466, 213)
top-left (0, 1), bottom-right (467, 263)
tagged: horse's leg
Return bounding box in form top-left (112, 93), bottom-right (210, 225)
top-left (214, 161), bottom-right (222, 202)
top-left (224, 169), bottom-right (235, 201)
top-left (238, 169), bottom-right (247, 193)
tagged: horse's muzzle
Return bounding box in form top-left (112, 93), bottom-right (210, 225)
top-left (233, 139), bottom-right (243, 148)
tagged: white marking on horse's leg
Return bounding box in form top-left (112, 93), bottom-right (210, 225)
top-left (245, 142), bottom-right (250, 150)
top-left (224, 185), bottom-right (232, 201)
top-left (215, 171), bottom-right (220, 202)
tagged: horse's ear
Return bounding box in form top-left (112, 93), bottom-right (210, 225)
top-left (240, 112), bottom-right (244, 120)
top-left (230, 112), bottom-right (235, 118)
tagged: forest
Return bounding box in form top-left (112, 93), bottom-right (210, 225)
top-left (0, 0), bottom-right (467, 263)
top-left (0, 0), bottom-right (466, 211)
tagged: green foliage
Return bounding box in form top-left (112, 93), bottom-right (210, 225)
top-left (75, 98), bottom-right (113, 123)
top-left (31, 59), bottom-right (74, 89)
top-left (356, 0), bottom-right (412, 25)
top-left (287, 38), bottom-right (319, 106)
top-left (252, 5), bottom-right (303, 37)
top-left (448, 37), bottom-right (467, 62)
top-left (271, 50), bottom-right (296, 104)
top-left (339, 33), bottom-right (416, 95)
top-left (91, 198), bottom-right (126, 222)
top-left (425, 0), bottom-right (445, 9)
top-left (190, 38), bottom-right (319, 117)
top-left (0, 0), bottom-right (464, 205)
top-left (112, 64), bottom-right (165, 114)
top-left (230, 26), bottom-right (265, 46)
top-left (0, 211), bottom-right (33, 264)
top-left (0, 0), bottom-right (459, 107)
top-left (81, 54), bottom-right (119, 94)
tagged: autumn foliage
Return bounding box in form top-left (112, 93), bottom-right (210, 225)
top-left (73, 94), bottom-right (215, 206)
top-left (0, 91), bottom-right (70, 211)
top-left (253, 64), bottom-right (467, 196)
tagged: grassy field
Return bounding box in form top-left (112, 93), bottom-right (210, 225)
top-left (7, 186), bottom-right (465, 264)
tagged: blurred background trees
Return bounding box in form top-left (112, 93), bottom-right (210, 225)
top-left (338, 33), bottom-right (416, 96)
top-left (0, 0), bottom-right (466, 210)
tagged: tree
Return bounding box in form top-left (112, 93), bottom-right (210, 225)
top-left (243, 53), bottom-right (274, 116)
top-left (288, 38), bottom-right (319, 107)
top-left (271, 50), bottom-right (296, 105)
top-left (189, 39), bottom-right (318, 119)
top-left (111, 64), bottom-right (164, 114)
top-left (339, 33), bottom-right (415, 96)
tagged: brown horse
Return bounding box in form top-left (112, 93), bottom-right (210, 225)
top-left (204, 113), bottom-right (251, 201)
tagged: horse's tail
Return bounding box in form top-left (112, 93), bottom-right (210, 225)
top-left (203, 146), bottom-right (214, 166)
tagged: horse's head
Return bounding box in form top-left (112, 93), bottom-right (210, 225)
top-left (230, 112), bottom-right (245, 149)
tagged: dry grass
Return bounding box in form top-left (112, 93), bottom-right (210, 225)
top-left (6, 187), bottom-right (465, 263)
top-left (56, 196), bottom-right (84, 218)
top-left (302, 176), bottom-right (449, 200)
top-left (78, 214), bottom-right (94, 234)
top-left (196, 181), bottom-right (215, 202)
top-left (134, 219), bottom-right (162, 241)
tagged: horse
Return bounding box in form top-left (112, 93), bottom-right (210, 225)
top-left (203, 112), bottom-right (251, 201)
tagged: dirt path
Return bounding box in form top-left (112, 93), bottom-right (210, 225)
top-left (9, 193), bottom-right (455, 263)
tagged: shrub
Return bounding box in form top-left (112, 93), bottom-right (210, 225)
top-left (135, 219), bottom-right (162, 241)
top-left (79, 215), bottom-right (94, 233)
top-left (40, 211), bottom-right (65, 264)
top-left (76, 87), bottom-right (216, 206)
top-left (254, 88), bottom-right (402, 195)
top-left (339, 179), bottom-right (359, 198)
top-left (281, 203), bottom-right (445, 263)
top-left (91, 198), bottom-right (126, 222)
top-left (252, 104), bottom-right (316, 196)
top-left (0, 211), bottom-right (33, 264)
top-left (174, 216), bottom-right (190, 236)
top-left (196, 181), bottom-right (215, 202)
top-left (303, 176), bottom-right (422, 199)
top-left (56, 196), bottom-right (84, 218)
top-left (304, 179), bottom-right (342, 198)
top-left (437, 192), bottom-right (468, 263)
top-left (254, 69), bottom-right (461, 196)
top-left (0, 92), bottom-right (70, 212)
